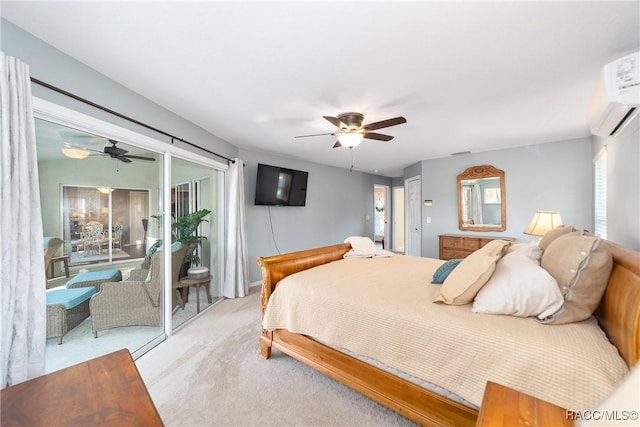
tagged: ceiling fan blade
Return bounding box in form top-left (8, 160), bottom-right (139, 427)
top-left (363, 132), bottom-right (394, 142)
top-left (117, 156), bottom-right (133, 163)
top-left (294, 132), bottom-right (336, 138)
top-left (123, 155), bottom-right (156, 162)
top-left (362, 116), bottom-right (407, 131)
top-left (324, 116), bottom-right (348, 130)
top-left (332, 141), bottom-right (342, 148)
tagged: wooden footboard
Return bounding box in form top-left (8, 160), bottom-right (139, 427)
top-left (262, 329), bottom-right (478, 426)
top-left (257, 240), bottom-right (640, 426)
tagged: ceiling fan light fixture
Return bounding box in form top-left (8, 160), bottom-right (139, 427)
top-left (61, 147), bottom-right (90, 159)
top-left (337, 132), bottom-right (364, 148)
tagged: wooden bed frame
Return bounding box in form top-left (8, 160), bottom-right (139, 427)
top-left (257, 241), bottom-right (640, 426)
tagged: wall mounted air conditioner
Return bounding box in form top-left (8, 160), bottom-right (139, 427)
top-left (587, 51), bottom-right (640, 137)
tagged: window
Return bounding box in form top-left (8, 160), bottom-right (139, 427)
top-left (62, 185), bottom-right (150, 266)
top-left (594, 147), bottom-right (607, 239)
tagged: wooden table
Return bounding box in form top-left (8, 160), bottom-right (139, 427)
top-left (0, 349), bottom-right (164, 426)
top-left (476, 381), bottom-right (573, 427)
top-left (177, 276), bottom-right (212, 313)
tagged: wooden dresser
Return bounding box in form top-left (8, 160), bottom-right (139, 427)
top-left (0, 349), bottom-right (164, 426)
top-left (439, 234), bottom-right (514, 260)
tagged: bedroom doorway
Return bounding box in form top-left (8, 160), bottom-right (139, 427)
top-left (374, 185), bottom-right (389, 249)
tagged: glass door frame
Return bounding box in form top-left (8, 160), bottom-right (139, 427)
top-left (33, 97), bottom-right (229, 353)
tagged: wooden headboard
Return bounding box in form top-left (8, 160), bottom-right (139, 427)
top-left (596, 241), bottom-right (640, 367)
top-left (258, 240), bottom-right (640, 368)
top-left (258, 243), bottom-right (351, 315)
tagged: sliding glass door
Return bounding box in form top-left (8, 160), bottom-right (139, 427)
top-left (171, 157), bottom-right (225, 329)
top-left (35, 106), bottom-right (228, 374)
top-left (36, 118), bottom-right (166, 372)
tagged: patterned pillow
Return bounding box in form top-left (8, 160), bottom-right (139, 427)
top-left (431, 259), bottom-right (463, 284)
top-left (539, 233), bottom-right (612, 324)
top-left (433, 239), bottom-right (511, 305)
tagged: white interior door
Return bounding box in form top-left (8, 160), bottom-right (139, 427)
top-left (405, 176), bottom-right (421, 256)
top-left (392, 186), bottom-right (405, 252)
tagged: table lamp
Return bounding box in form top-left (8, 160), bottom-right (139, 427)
top-left (523, 211), bottom-right (563, 237)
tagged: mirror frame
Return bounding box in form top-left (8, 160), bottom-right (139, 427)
top-left (457, 165), bottom-right (506, 232)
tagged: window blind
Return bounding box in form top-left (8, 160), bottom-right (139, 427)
top-left (593, 147), bottom-right (607, 239)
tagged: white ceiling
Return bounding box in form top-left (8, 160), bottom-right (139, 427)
top-left (3, 1), bottom-right (639, 176)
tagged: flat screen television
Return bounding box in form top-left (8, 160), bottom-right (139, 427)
top-left (255, 163), bottom-right (308, 206)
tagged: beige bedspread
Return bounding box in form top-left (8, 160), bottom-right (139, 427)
top-left (262, 255), bottom-right (630, 410)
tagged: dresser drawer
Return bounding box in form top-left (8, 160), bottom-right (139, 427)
top-left (439, 234), bottom-right (515, 260)
top-left (441, 249), bottom-right (468, 260)
top-left (441, 236), bottom-right (480, 250)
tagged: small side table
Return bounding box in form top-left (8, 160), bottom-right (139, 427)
top-left (476, 381), bottom-right (573, 427)
top-left (177, 276), bottom-right (212, 313)
top-left (48, 255), bottom-right (70, 279)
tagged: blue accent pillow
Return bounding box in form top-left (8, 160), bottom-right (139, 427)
top-left (432, 259), bottom-right (463, 284)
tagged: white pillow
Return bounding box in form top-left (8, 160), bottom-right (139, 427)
top-left (472, 250), bottom-right (564, 318)
top-left (506, 242), bottom-right (542, 262)
top-left (343, 236), bottom-right (394, 258)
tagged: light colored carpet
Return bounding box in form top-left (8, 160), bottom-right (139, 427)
top-left (136, 289), bottom-right (418, 427)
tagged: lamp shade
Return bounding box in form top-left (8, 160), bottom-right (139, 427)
top-left (523, 211), bottom-right (563, 236)
top-left (337, 132), bottom-right (364, 148)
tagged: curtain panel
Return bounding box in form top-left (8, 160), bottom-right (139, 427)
top-left (0, 52), bottom-right (46, 387)
top-left (223, 159), bottom-right (249, 298)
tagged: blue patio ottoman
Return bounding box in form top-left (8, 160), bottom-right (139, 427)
top-left (46, 287), bottom-right (97, 344)
top-left (66, 269), bottom-right (122, 291)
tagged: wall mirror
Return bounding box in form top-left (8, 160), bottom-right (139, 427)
top-left (457, 165), bottom-right (506, 232)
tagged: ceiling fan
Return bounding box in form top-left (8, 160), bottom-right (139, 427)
top-left (295, 112), bottom-right (407, 148)
top-left (60, 137), bottom-right (156, 163)
top-left (103, 140), bottom-right (155, 163)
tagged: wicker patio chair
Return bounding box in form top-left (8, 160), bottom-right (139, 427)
top-left (44, 237), bottom-right (64, 286)
top-left (90, 242), bottom-right (195, 336)
top-left (44, 237), bottom-right (63, 269)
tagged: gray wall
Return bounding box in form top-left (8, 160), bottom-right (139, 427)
top-left (5, 16), bottom-right (638, 281)
top-left (593, 118), bottom-right (640, 251)
top-left (241, 149), bottom-right (392, 282)
top-left (411, 137), bottom-right (595, 259)
top-left (1, 18), bottom-right (237, 161)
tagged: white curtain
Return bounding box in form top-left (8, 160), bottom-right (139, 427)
top-left (472, 183), bottom-right (483, 225)
top-left (223, 158), bottom-right (249, 298)
top-left (0, 52), bottom-right (46, 387)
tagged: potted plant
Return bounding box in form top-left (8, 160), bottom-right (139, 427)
top-left (146, 209), bottom-right (212, 274)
